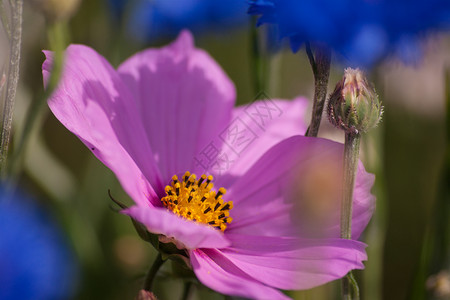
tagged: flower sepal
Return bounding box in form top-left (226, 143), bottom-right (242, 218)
top-left (133, 219), bottom-right (160, 246)
top-left (126, 209), bottom-right (192, 270)
top-left (170, 258), bottom-right (197, 281)
top-left (128, 214), bottom-right (192, 270)
top-left (123, 207), bottom-right (191, 270)
top-left (109, 191), bottom-right (160, 246)
top-left (156, 238), bottom-right (191, 269)
top-left (127, 213), bottom-right (191, 269)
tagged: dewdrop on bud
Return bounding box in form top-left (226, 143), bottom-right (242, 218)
top-left (327, 68), bottom-right (383, 134)
top-left (31, 0), bottom-right (81, 22)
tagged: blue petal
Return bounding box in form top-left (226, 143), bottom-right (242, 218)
top-left (249, 0), bottom-right (450, 67)
top-left (0, 188), bottom-right (78, 300)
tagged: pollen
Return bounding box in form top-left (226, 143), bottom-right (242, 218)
top-left (161, 171), bottom-right (233, 231)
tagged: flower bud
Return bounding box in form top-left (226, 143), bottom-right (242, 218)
top-left (327, 68), bottom-right (383, 134)
top-left (135, 290), bottom-right (158, 300)
top-left (31, 0), bottom-right (81, 22)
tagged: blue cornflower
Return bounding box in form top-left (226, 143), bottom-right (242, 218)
top-left (108, 0), bottom-right (249, 41)
top-left (0, 188), bottom-right (77, 300)
top-left (249, 0), bottom-right (450, 67)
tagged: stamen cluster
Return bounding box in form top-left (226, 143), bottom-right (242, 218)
top-left (161, 172), bottom-right (233, 231)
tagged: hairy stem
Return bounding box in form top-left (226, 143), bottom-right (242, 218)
top-left (341, 132), bottom-right (361, 238)
top-left (0, 0), bottom-right (22, 178)
top-left (341, 132), bottom-right (361, 299)
top-left (305, 44), bottom-right (331, 137)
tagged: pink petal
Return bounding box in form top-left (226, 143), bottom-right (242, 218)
top-left (225, 136), bottom-right (375, 240)
top-left (117, 30), bottom-right (235, 181)
top-left (123, 206), bottom-right (230, 250)
top-left (223, 234), bottom-right (367, 290)
top-left (44, 45), bottom-right (164, 205)
top-left (190, 249), bottom-right (291, 300)
top-left (352, 162), bottom-right (376, 239)
top-left (215, 97), bottom-right (308, 185)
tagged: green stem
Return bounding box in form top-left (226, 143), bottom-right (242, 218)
top-left (0, 0), bottom-right (22, 178)
top-left (341, 132), bottom-right (361, 239)
top-left (342, 271), bottom-right (360, 300)
top-left (143, 253), bottom-right (165, 291)
top-left (46, 22), bottom-right (67, 91)
top-left (250, 16), bottom-right (268, 97)
top-left (180, 281), bottom-right (193, 300)
top-left (7, 21), bottom-right (67, 180)
top-left (305, 44), bottom-right (331, 137)
top-left (341, 132), bottom-right (361, 299)
top-left (342, 274), bottom-right (351, 300)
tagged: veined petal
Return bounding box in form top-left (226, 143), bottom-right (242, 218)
top-left (190, 249), bottom-right (291, 300)
top-left (321, 161), bottom-right (376, 239)
top-left (215, 97), bottom-right (308, 187)
top-left (44, 45), bottom-right (164, 205)
top-left (118, 31), bottom-right (235, 181)
top-left (225, 136), bottom-right (375, 239)
top-left (352, 162), bottom-right (376, 239)
top-left (123, 206), bottom-right (230, 250)
top-left (224, 234), bottom-right (367, 290)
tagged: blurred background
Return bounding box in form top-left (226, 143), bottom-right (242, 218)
top-left (0, 0), bottom-right (449, 299)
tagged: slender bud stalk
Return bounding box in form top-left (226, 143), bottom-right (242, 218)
top-left (341, 132), bottom-right (361, 300)
top-left (327, 68), bottom-right (383, 300)
top-left (341, 132), bottom-right (361, 239)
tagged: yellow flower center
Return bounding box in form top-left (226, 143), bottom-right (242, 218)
top-left (161, 171), bottom-right (233, 231)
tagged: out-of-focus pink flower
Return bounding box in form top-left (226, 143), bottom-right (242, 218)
top-left (44, 31), bottom-right (375, 300)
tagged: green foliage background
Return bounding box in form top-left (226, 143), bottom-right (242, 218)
top-left (4, 1), bottom-right (449, 299)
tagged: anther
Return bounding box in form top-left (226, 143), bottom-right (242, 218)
top-left (198, 174), bottom-right (207, 185)
top-left (175, 183), bottom-right (180, 196)
top-left (200, 194), bottom-right (209, 202)
top-left (215, 187), bottom-right (226, 199)
top-left (186, 179), bottom-right (193, 188)
top-left (183, 171), bottom-right (190, 182)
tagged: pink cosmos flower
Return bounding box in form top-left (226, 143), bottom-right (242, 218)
top-left (44, 31), bottom-right (375, 300)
